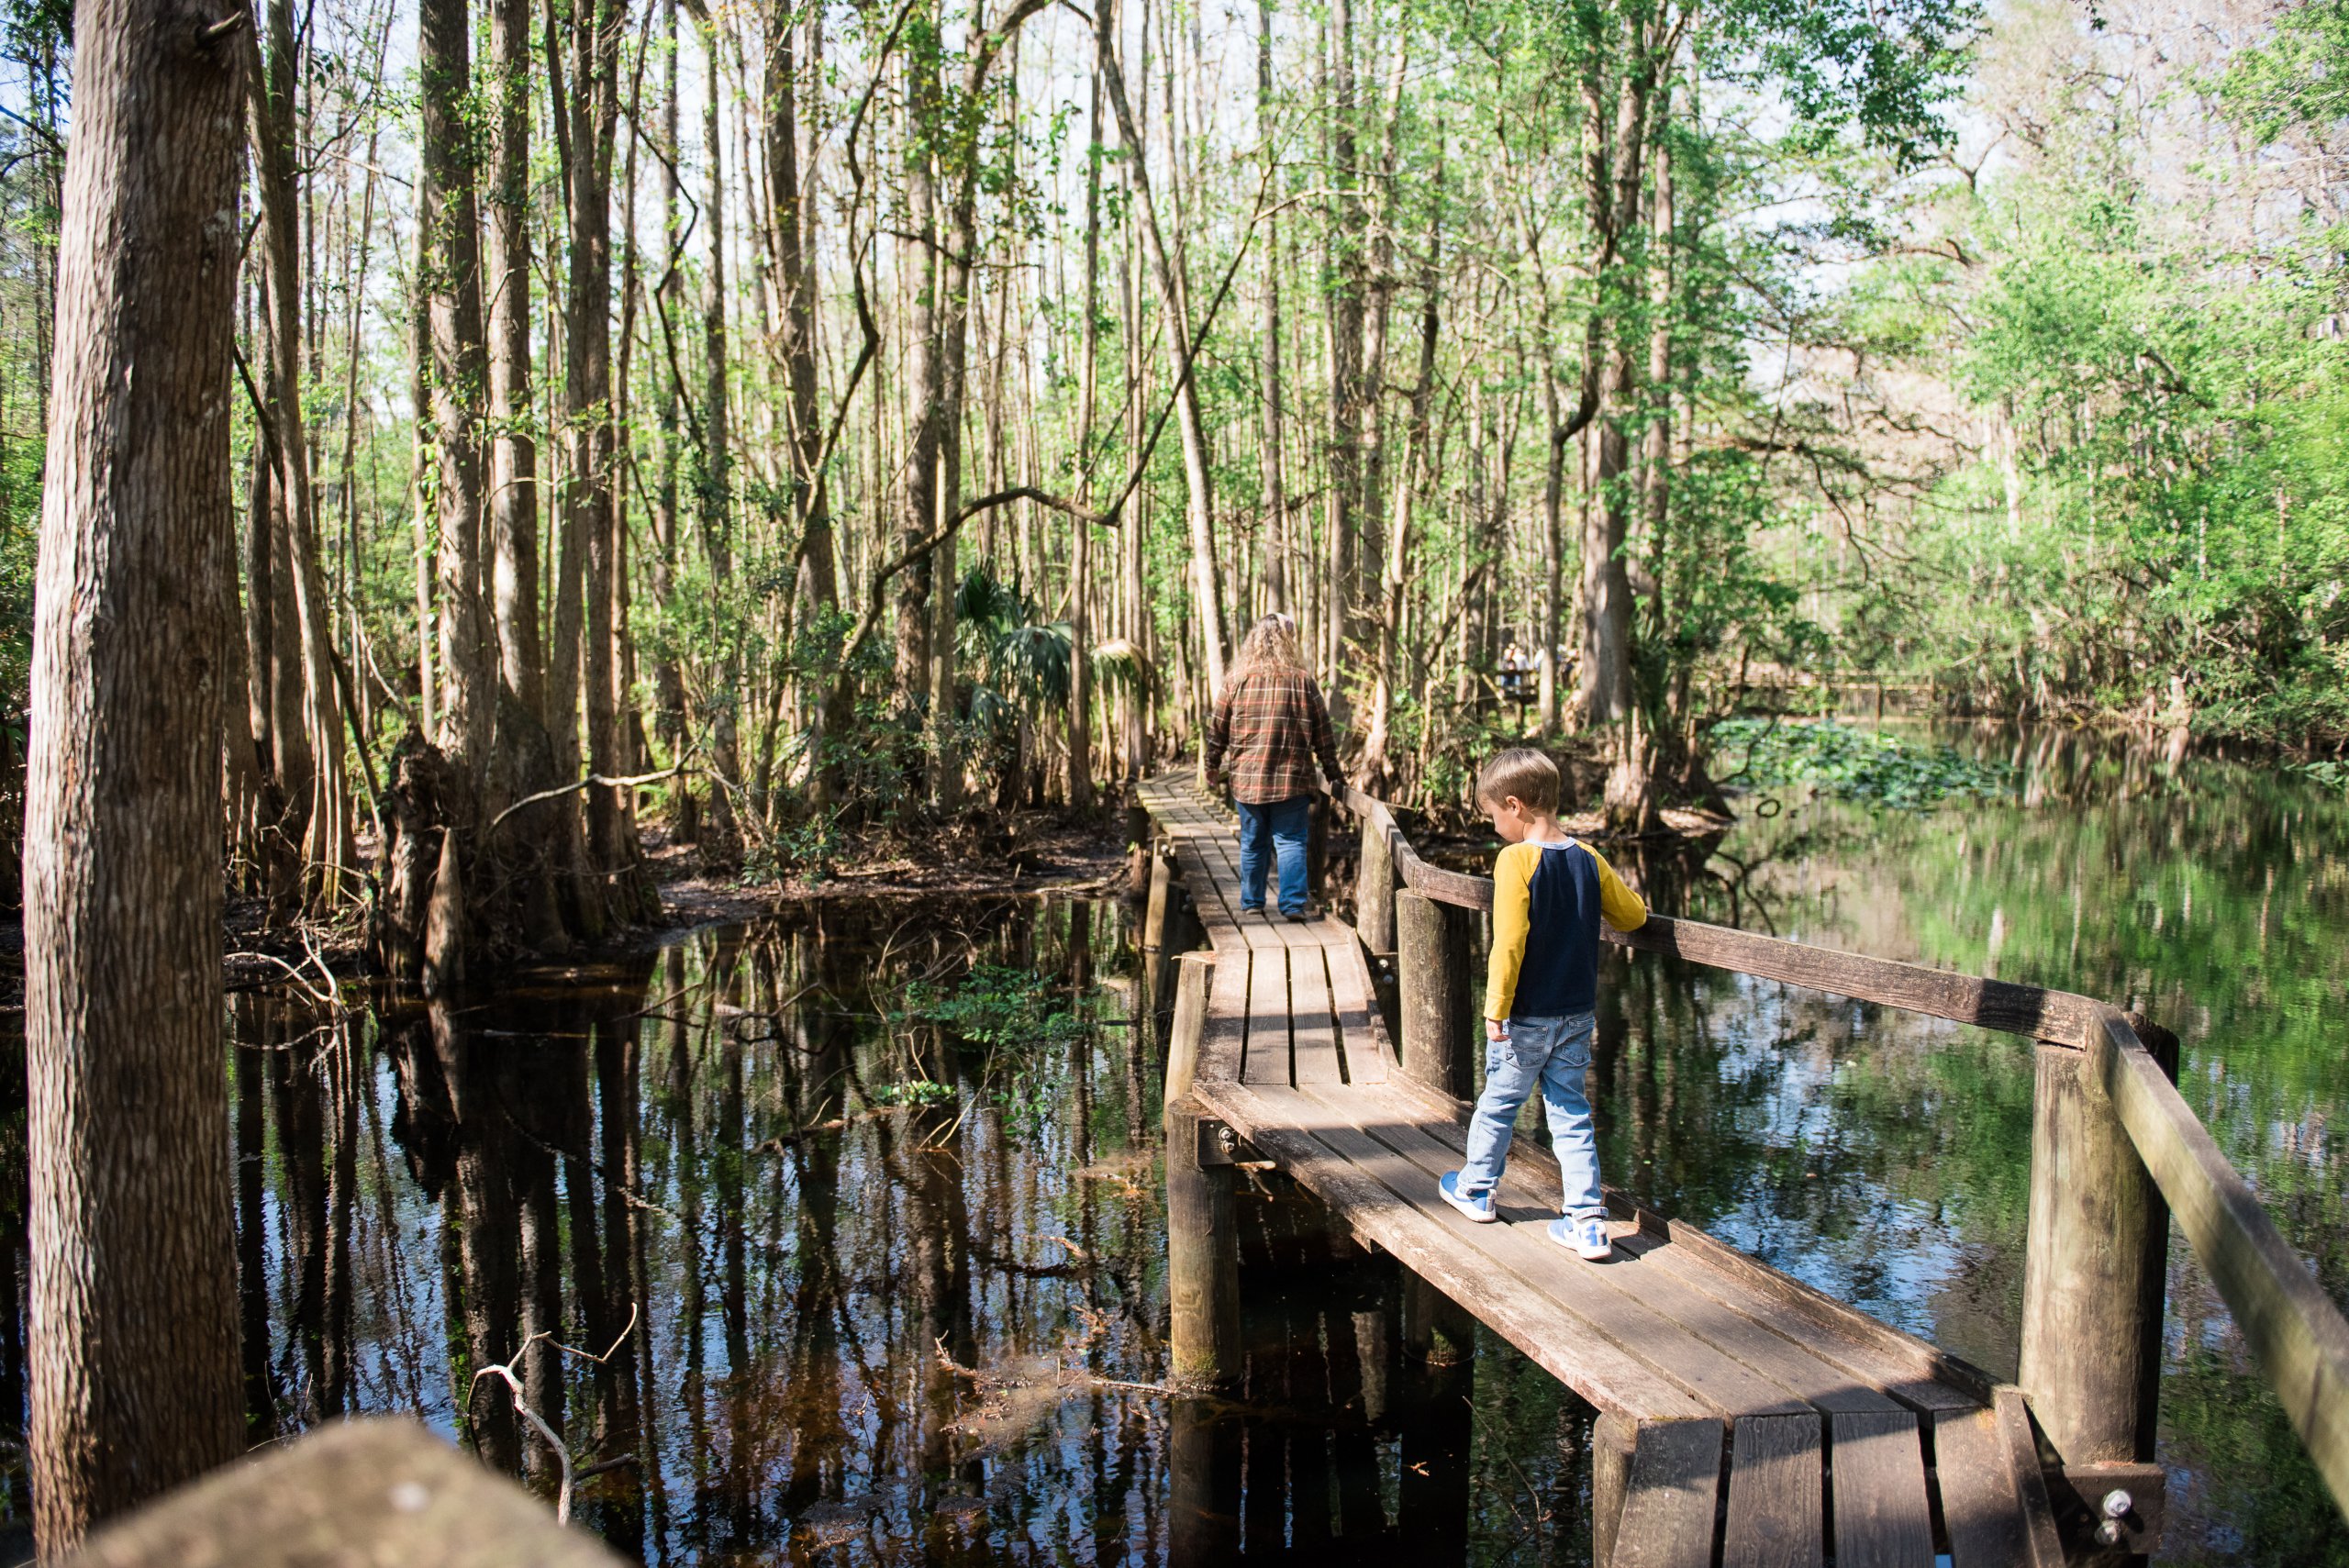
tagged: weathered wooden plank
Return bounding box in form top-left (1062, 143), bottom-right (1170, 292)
top-left (1324, 942), bottom-right (1391, 1085)
top-left (1195, 942), bottom-right (1252, 1087)
top-left (1384, 1077), bottom-right (1984, 1414)
top-left (60, 1418), bottom-right (626, 1568)
top-left (2089, 1009), bottom-right (2349, 1516)
top-left (1192, 1077), bottom-right (1713, 1421)
top-left (1242, 942), bottom-right (1291, 1086)
top-left (1932, 1406), bottom-right (2034, 1568)
top-left (1611, 1419), bottom-right (1727, 1568)
top-left (1721, 1414), bottom-right (1824, 1568)
top-left (1288, 946), bottom-right (1345, 1088)
top-left (1992, 1387), bottom-right (2067, 1568)
top-left (1827, 1410), bottom-right (1933, 1568)
top-left (1609, 1229), bottom-right (1971, 1416)
top-left (1302, 1086), bottom-right (1826, 1418)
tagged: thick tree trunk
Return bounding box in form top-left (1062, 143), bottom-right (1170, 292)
top-left (24, 1), bottom-right (248, 1546)
top-left (556, 0), bottom-right (653, 922)
top-left (485, 0), bottom-right (541, 723)
top-left (420, 0), bottom-right (496, 784)
top-left (1573, 26), bottom-right (1660, 736)
top-left (485, 0), bottom-right (566, 951)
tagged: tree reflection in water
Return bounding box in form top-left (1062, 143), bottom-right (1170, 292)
top-left (205, 899), bottom-right (1584, 1565)
top-left (11, 730), bottom-right (2328, 1567)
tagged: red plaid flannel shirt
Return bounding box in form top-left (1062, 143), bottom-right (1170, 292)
top-left (1205, 668), bottom-right (1343, 804)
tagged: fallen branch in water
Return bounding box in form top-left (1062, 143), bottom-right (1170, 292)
top-left (468, 1304), bottom-right (641, 1525)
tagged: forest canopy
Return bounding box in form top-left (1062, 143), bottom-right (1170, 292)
top-left (0, 0), bottom-right (2339, 940)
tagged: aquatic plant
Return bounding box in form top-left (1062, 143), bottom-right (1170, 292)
top-left (1708, 717), bottom-right (2013, 810)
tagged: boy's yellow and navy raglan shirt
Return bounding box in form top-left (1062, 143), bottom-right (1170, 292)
top-left (1485, 838), bottom-right (1648, 1021)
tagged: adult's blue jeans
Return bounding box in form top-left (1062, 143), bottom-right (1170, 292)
top-left (1234, 795), bottom-right (1311, 915)
top-left (1456, 1011), bottom-right (1603, 1219)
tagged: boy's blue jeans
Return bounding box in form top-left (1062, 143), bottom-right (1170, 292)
top-left (1457, 1012), bottom-right (1604, 1219)
top-left (1234, 795), bottom-right (1311, 914)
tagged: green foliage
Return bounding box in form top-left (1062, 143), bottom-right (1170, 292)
top-left (2291, 760), bottom-right (2349, 794)
top-left (1831, 6), bottom-right (2349, 748)
top-left (867, 1078), bottom-right (957, 1107)
top-left (897, 962), bottom-right (1089, 1050)
top-left (1709, 717), bottom-right (2012, 808)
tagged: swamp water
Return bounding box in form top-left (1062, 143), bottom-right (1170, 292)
top-left (0, 722), bottom-right (2339, 1565)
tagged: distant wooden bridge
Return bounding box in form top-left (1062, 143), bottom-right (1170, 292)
top-left (1138, 772), bottom-right (2349, 1567)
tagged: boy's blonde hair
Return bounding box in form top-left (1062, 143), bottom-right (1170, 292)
top-left (1477, 748), bottom-right (1561, 814)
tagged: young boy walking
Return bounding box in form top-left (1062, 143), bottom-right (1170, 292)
top-left (1440, 748), bottom-right (1648, 1259)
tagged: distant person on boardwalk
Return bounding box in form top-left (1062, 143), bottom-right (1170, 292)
top-left (1204, 614), bottom-right (1344, 920)
top-left (1441, 747), bottom-right (1647, 1260)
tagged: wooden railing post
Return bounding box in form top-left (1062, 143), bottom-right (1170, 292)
top-left (1396, 888), bottom-right (1473, 1098)
top-left (2020, 1026), bottom-right (2176, 1465)
top-left (1355, 811), bottom-right (1397, 957)
top-left (1165, 952), bottom-right (1241, 1387)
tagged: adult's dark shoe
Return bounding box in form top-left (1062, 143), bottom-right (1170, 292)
top-left (1283, 904), bottom-right (1323, 922)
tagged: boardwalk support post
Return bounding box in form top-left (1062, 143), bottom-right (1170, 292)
top-left (1142, 842), bottom-right (1177, 952)
top-left (1355, 811), bottom-right (1397, 957)
top-left (1590, 1414), bottom-right (1637, 1568)
top-left (1166, 952), bottom-right (1241, 1387)
top-left (2019, 1024), bottom-right (2176, 1465)
top-left (1396, 888), bottom-right (1473, 1098)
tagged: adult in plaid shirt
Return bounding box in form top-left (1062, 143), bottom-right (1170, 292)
top-left (1205, 615), bottom-right (1346, 919)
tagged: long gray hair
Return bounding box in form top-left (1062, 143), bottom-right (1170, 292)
top-left (1230, 613), bottom-right (1306, 683)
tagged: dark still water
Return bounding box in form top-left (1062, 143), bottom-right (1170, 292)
top-left (211, 898), bottom-right (1581, 1566)
top-left (0, 722), bottom-right (2338, 1565)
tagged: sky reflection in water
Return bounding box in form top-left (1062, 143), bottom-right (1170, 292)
top-left (9, 722), bottom-right (2335, 1565)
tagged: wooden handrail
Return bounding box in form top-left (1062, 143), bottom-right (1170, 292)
top-left (1328, 778), bottom-right (2349, 1519)
top-left (2087, 1008), bottom-right (2349, 1514)
top-left (1335, 782), bottom-right (2108, 1044)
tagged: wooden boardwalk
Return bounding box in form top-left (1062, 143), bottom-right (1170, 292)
top-left (1142, 774), bottom-right (2067, 1567)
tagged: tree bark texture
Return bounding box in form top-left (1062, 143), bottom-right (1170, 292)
top-left (419, 0), bottom-right (495, 782)
top-left (25, 0), bottom-right (249, 1547)
top-left (247, 0), bottom-right (356, 903)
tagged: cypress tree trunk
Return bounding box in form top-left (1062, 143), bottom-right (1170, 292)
top-left (24, 1), bottom-right (247, 1547)
top-left (699, 17), bottom-right (744, 857)
top-left (484, 0), bottom-right (567, 951)
top-left (249, 0), bottom-right (357, 904)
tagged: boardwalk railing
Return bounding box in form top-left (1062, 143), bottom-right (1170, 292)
top-left (1333, 782), bottom-right (2349, 1522)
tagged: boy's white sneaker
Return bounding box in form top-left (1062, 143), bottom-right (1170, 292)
top-left (1550, 1216), bottom-right (1611, 1261)
top-left (1439, 1171), bottom-right (1497, 1223)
